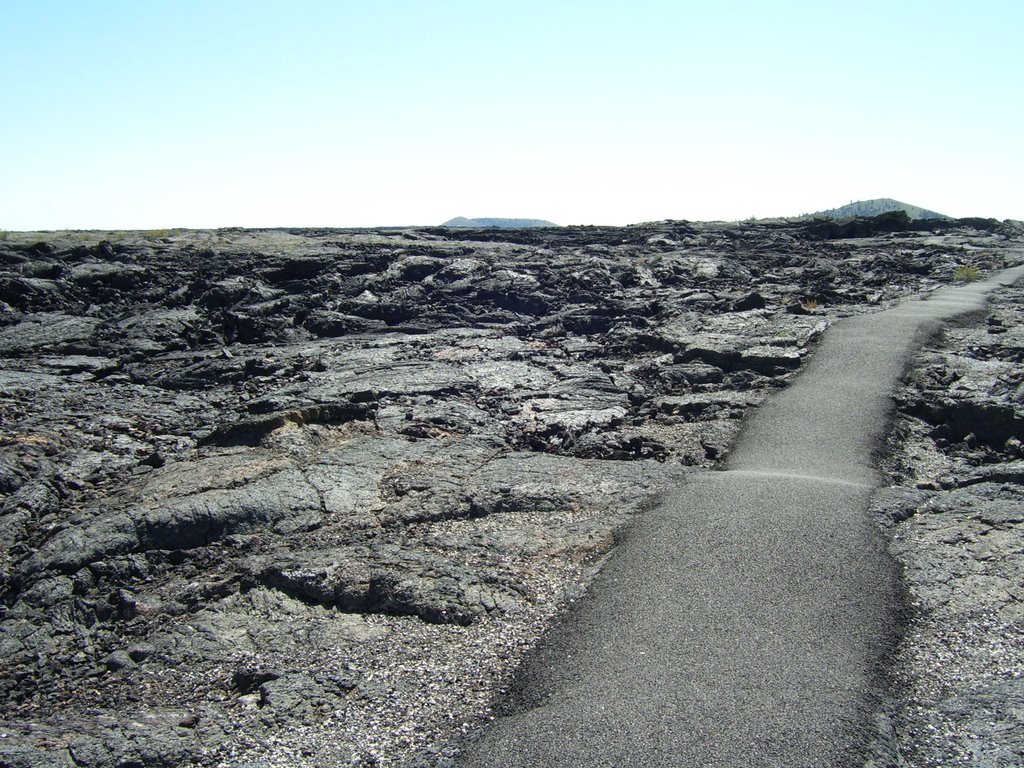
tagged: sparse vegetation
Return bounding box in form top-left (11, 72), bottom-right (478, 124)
top-left (0, 230), bottom-right (8, 241)
top-left (811, 198), bottom-right (948, 221)
top-left (953, 264), bottom-right (982, 282)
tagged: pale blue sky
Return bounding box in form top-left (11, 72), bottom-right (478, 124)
top-left (2, 0), bottom-right (1021, 229)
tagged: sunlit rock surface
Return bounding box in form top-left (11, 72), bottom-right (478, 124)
top-left (1, 217), bottom-right (1021, 767)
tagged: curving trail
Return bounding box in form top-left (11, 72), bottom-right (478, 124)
top-left (457, 264), bottom-right (1024, 768)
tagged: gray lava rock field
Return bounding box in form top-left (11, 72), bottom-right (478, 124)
top-left (876, 279), bottom-right (1024, 768)
top-left (0, 217), bottom-right (1021, 767)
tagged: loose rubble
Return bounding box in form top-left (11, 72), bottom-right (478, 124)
top-left (0, 216), bottom-right (1021, 767)
top-left (875, 281), bottom-right (1024, 768)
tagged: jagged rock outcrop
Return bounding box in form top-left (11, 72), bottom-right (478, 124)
top-left (876, 282), bottom-right (1024, 767)
top-left (0, 218), bottom-right (1020, 767)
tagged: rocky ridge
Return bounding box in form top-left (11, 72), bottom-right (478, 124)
top-left (0, 218), bottom-right (1020, 767)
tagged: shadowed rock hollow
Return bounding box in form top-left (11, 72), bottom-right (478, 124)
top-left (0, 217), bottom-right (1021, 767)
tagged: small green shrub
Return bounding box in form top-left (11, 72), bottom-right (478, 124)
top-left (0, 230), bottom-right (8, 241)
top-left (953, 264), bottom-right (982, 282)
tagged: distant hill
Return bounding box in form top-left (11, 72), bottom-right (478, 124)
top-left (442, 217), bottom-right (558, 228)
top-left (811, 198), bottom-right (948, 220)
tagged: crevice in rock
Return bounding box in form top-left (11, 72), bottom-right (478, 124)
top-left (200, 400), bottom-right (377, 447)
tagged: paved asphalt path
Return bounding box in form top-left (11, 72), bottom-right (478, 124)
top-left (458, 264), bottom-right (1024, 768)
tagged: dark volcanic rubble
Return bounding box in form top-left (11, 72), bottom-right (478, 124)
top-left (875, 281), bottom-right (1024, 768)
top-left (0, 218), bottom-right (1020, 767)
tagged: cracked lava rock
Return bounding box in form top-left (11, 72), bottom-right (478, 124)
top-left (0, 216), bottom-right (1022, 767)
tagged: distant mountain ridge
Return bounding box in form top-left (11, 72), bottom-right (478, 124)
top-left (811, 198), bottom-right (948, 220)
top-left (442, 217), bottom-right (558, 228)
